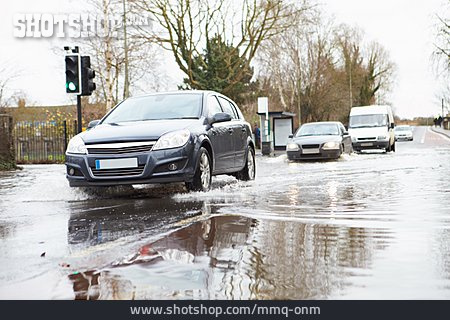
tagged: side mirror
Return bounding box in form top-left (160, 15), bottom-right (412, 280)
top-left (209, 112), bottom-right (232, 125)
top-left (288, 134), bottom-right (294, 139)
top-left (88, 120), bottom-right (100, 129)
top-left (390, 123), bottom-right (395, 129)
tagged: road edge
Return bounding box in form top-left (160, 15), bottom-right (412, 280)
top-left (429, 126), bottom-right (450, 139)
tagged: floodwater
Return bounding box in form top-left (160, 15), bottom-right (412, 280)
top-left (0, 126), bottom-right (449, 299)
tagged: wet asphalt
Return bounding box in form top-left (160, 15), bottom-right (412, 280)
top-left (0, 126), bottom-right (449, 299)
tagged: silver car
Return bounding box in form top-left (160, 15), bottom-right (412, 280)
top-left (394, 125), bottom-right (414, 141)
top-left (286, 122), bottom-right (353, 160)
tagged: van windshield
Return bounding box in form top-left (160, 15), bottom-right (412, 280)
top-left (349, 114), bottom-right (388, 128)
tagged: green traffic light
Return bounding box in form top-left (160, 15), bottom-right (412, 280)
top-left (66, 82), bottom-right (77, 91)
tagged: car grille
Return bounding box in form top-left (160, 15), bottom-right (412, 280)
top-left (91, 164), bottom-right (146, 177)
top-left (86, 141), bottom-right (156, 155)
top-left (357, 137), bottom-right (376, 141)
top-left (301, 144), bottom-right (320, 149)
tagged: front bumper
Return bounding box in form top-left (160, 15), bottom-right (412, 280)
top-left (287, 149), bottom-right (341, 160)
top-left (65, 143), bottom-right (197, 187)
top-left (352, 140), bottom-right (389, 150)
top-left (395, 135), bottom-right (413, 141)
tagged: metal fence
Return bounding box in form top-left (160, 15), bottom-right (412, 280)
top-left (13, 120), bottom-right (78, 164)
top-left (0, 114), bottom-right (15, 169)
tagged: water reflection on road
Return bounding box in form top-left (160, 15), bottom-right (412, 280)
top-left (1, 126), bottom-right (450, 299)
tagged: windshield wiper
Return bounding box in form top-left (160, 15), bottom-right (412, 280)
top-left (315, 134), bottom-right (337, 136)
top-left (350, 125), bottom-right (380, 128)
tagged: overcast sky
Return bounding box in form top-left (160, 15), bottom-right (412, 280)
top-left (0, 0), bottom-right (447, 118)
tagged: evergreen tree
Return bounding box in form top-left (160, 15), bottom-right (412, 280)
top-left (181, 35), bottom-right (254, 103)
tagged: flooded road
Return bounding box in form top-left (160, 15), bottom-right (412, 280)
top-left (1, 126), bottom-right (450, 299)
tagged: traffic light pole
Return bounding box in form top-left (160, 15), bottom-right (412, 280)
top-left (64, 47), bottom-right (95, 134)
top-left (77, 95), bottom-right (82, 134)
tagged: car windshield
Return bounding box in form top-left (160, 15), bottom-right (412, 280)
top-left (102, 93), bottom-right (202, 124)
top-left (349, 114), bottom-right (388, 128)
top-left (395, 126), bottom-right (411, 131)
top-left (296, 123), bottom-right (339, 136)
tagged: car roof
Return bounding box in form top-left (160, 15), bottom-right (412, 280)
top-left (350, 105), bottom-right (391, 115)
top-left (129, 90), bottom-right (218, 99)
top-left (126, 90), bottom-right (240, 107)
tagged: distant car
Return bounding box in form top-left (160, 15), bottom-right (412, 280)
top-left (394, 125), bottom-right (414, 141)
top-left (65, 91), bottom-right (255, 191)
top-left (286, 122), bottom-right (352, 160)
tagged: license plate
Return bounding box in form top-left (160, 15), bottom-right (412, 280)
top-left (302, 148), bottom-right (320, 154)
top-left (361, 143), bottom-right (373, 147)
top-left (95, 158), bottom-right (138, 170)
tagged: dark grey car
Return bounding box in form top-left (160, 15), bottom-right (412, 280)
top-left (286, 122), bottom-right (352, 160)
top-left (65, 91), bottom-right (255, 191)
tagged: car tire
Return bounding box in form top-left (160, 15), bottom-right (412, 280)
top-left (235, 146), bottom-right (256, 181)
top-left (186, 147), bottom-right (212, 192)
top-left (385, 143), bottom-right (391, 152)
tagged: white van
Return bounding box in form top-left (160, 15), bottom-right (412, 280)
top-left (348, 105), bottom-right (395, 152)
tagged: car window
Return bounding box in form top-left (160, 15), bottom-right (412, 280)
top-left (218, 97), bottom-right (237, 119)
top-left (207, 95), bottom-right (223, 117)
top-left (229, 101), bottom-right (243, 120)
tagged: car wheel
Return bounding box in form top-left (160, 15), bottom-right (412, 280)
top-left (186, 147), bottom-right (212, 192)
top-left (235, 146), bottom-right (256, 181)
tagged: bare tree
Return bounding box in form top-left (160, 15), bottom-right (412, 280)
top-left (257, 10), bottom-right (395, 125)
top-left (432, 1), bottom-right (450, 110)
top-left (134, 0), bottom-right (313, 96)
top-left (0, 65), bottom-right (22, 110)
top-left (433, 1), bottom-right (450, 74)
top-left (360, 41), bottom-right (395, 105)
top-left (81, 0), bottom-right (167, 110)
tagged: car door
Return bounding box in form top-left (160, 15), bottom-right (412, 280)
top-left (339, 123), bottom-right (352, 152)
top-left (206, 95), bottom-right (234, 173)
top-left (217, 97), bottom-right (246, 169)
top-left (229, 101), bottom-right (248, 169)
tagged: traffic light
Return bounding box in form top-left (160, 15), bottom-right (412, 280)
top-left (80, 56), bottom-right (96, 96)
top-left (65, 54), bottom-right (81, 94)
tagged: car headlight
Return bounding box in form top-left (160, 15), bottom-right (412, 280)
top-left (322, 141), bottom-right (340, 150)
top-left (153, 129), bottom-right (191, 150)
top-left (286, 143), bottom-right (299, 151)
top-left (378, 135), bottom-right (388, 140)
top-left (351, 136), bottom-right (357, 142)
top-left (66, 135), bottom-right (87, 154)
